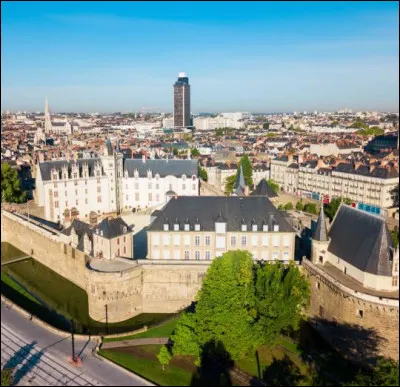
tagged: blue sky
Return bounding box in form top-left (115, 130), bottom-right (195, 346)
top-left (1, 1), bottom-right (399, 113)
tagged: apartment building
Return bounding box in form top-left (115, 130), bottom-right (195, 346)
top-left (147, 196), bottom-right (296, 262)
top-left (271, 155), bottom-right (398, 209)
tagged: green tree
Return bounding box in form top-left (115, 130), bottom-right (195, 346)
top-left (303, 203), bottom-right (318, 215)
top-left (172, 147), bottom-right (179, 156)
top-left (263, 122), bottom-right (270, 130)
top-left (349, 357), bottom-right (399, 386)
top-left (296, 200), bottom-right (304, 211)
top-left (278, 204), bottom-right (284, 210)
top-left (390, 230), bottom-right (399, 249)
top-left (157, 345), bottom-right (172, 371)
top-left (267, 179), bottom-right (279, 194)
top-left (239, 155), bottom-right (253, 188)
top-left (225, 174), bottom-right (237, 195)
top-left (266, 132), bottom-right (276, 138)
top-left (324, 197), bottom-right (352, 221)
top-left (1, 368), bottom-right (14, 386)
top-left (172, 250), bottom-right (259, 361)
top-left (284, 202), bottom-right (294, 211)
top-left (198, 166), bottom-right (208, 182)
top-left (191, 148), bottom-right (200, 157)
top-left (253, 262), bottom-right (310, 346)
top-left (390, 184), bottom-right (399, 207)
top-left (1, 163), bottom-right (26, 203)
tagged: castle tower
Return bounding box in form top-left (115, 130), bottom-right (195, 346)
top-left (44, 96), bottom-right (52, 133)
top-left (311, 205), bottom-right (330, 265)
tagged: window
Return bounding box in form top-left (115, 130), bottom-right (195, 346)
top-left (174, 224), bottom-right (179, 231)
top-left (241, 236), bottom-right (247, 246)
top-left (135, 193), bottom-right (139, 201)
top-left (153, 234), bottom-right (160, 246)
top-left (123, 247), bottom-right (126, 255)
top-left (126, 195), bottom-right (129, 201)
top-left (156, 194), bottom-right (160, 201)
top-left (54, 201), bottom-right (59, 208)
top-left (262, 236), bottom-right (268, 246)
top-left (174, 235), bottom-right (180, 246)
top-left (117, 238), bottom-right (120, 245)
top-left (174, 250), bottom-right (180, 260)
top-left (357, 310), bottom-right (364, 319)
top-left (195, 236), bottom-right (200, 246)
top-left (85, 180), bottom-right (87, 185)
top-left (195, 251), bottom-right (200, 260)
top-left (182, 184), bottom-right (186, 190)
top-left (74, 172), bottom-right (77, 179)
top-left (272, 252), bottom-right (279, 260)
top-left (74, 181), bottom-right (78, 186)
top-left (148, 193), bottom-right (152, 201)
top-left (241, 224), bottom-right (247, 232)
top-left (251, 236), bottom-right (258, 246)
top-left (231, 236), bottom-right (236, 247)
top-left (97, 177), bottom-right (101, 183)
top-left (97, 186), bottom-right (101, 193)
top-left (184, 236), bottom-right (190, 246)
top-left (184, 224), bottom-right (190, 231)
top-left (216, 236), bottom-right (226, 249)
top-left (283, 235), bottom-right (290, 247)
top-left (148, 183), bottom-right (152, 189)
top-left (135, 183), bottom-right (139, 190)
top-left (273, 235), bottom-right (280, 247)
top-left (164, 224), bottom-right (169, 231)
top-left (117, 249), bottom-right (120, 257)
top-left (393, 276), bottom-right (398, 286)
top-left (164, 250), bottom-right (170, 259)
top-left (85, 189), bottom-right (87, 194)
top-left (283, 251), bottom-right (289, 260)
top-left (316, 282), bottom-right (320, 289)
top-left (64, 182), bottom-right (67, 187)
top-left (205, 251), bottom-right (211, 260)
top-left (274, 224), bottom-right (279, 232)
top-left (75, 190), bottom-right (78, 196)
top-left (65, 201), bottom-right (68, 207)
top-left (185, 251), bottom-right (190, 260)
top-left (163, 235), bottom-right (170, 245)
top-left (156, 184), bottom-right (159, 190)
top-left (97, 196), bottom-right (102, 203)
top-left (195, 224), bottom-right (200, 231)
top-left (252, 224), bottom-right (258, 232)
top-left (192, 184), bottom-right (196, 190)
top-left (205, 236), bottom-right (211, 246)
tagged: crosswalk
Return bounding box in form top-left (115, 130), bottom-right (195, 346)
top-left (1, 324), bottom-right (104, 386)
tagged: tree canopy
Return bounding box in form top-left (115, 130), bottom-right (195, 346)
top-left (349, 357), bottom-right (399, 386)
top-left (157, 346), bottom-right (172, 371)
top-left (263, 122), bottom-right (270, 130)
top-left (198, 166), bottom-right (208, 182)
top-left (191, 148), bottom-right (200, 157)
top-left (356, 126), bottom-right (384, 136)
top-left (1, 163), bottom-right (26, 203)
top-left (224, 156), bottom-right (253, 194)
top-left (324, 197), bottom-right (352, 221)
top-left (171, 251), bottom-right (310, 363)
top-left (267, 179), bottom-right (279, 194)
top-left (225, 174), bottom-right (237, 195)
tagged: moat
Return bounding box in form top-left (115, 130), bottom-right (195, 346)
top-left (1, 242), bottom-right (173, 335)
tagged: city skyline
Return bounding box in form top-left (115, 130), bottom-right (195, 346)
top-left (1, 1), bottom-right (399, 113)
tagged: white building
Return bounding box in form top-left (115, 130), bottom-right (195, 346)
top-left (36, 141), bottom-right (199, 223)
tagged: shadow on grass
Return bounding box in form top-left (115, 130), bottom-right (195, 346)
top-left (191, 339), bottom-right (233, 386)
top-left (261, 355), bottom-right (303, 386)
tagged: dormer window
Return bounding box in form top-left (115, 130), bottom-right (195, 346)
top-left (164, 223), bottom-right (169, 231)
top-left (182, 174), bottom-right (187, 181)
top-left (124, 170), bottom-right (129, 178)
top-left (52, 173), bottom-right (58, 180)
top-left (123, 226), bottom-right (127, 233)
top-left (242, 224), bottom-right (247, 232)
top-left (195, 224), bottom-right (200, 231)
top-left (134, 169), bottom-right (139, 179)
top-left (155, 174), bottom-right (160, 180)
top-left (263, 224), bottom-right (269, 232)
top-left (274, 224), bottom-right (279, 232)
top-left (252, 224), bottom-right (258, 232)
top-left (174, 223), bottom-right (179, 231)
top-left (147, 170), bottom-right (152, 179)
top-left (184, 223), bottom-right (190, 231)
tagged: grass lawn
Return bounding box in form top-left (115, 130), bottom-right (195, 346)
top-left (104, 317), bottom-right (179, 342)
top-left (99, 346), bottom-right (193, 386)
top-left (1, 272), bottom-right (41, 305)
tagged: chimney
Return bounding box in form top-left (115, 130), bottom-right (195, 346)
top-left (142, 154), bottom-right (146, 163)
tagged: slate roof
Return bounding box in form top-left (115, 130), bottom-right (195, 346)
top-left (148, 196), bottom-right (295, 232)
top-left (334, 162), bottom-right (398, 179)
top-left (39, 159), bottom-right (103, 181)
top-left (327, 205), bottom-right (394, 276)
top-left (251, 179), bottom-right (278, 198)
top-left (233, 165), bottom-right (246, 196)
top-left (124, 159), bottom-right (198, 178)
top-left (92, 217), bottom-right (132, 239)
top-left (313, 207), bottom-right (329, 241)
top-left (62, 219), bottom-right (93, 253)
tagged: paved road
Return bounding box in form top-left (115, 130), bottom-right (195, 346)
top-left (1, 300), bottom-right (153, 386)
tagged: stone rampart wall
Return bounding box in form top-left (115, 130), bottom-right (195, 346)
top-left (303, 259), bottom-right (399, 362)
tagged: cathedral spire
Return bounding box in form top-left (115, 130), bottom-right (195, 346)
top-left (44, 96), bottom-right (52, 133)
top-left (233, 164), bottom-right (246, 196)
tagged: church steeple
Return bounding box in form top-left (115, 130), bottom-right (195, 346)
top-left (44, 96), bottom-right (52, 133)
top-left (233, 164), bottom-right (246, 196)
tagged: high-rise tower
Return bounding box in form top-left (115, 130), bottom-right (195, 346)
top-left (173, 72), bottom-right (191, 128)
top-left (44, 96), bottom-right (52, 133)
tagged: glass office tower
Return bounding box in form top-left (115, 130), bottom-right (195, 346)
top-left (174, 72), bottom-right (191, 128)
